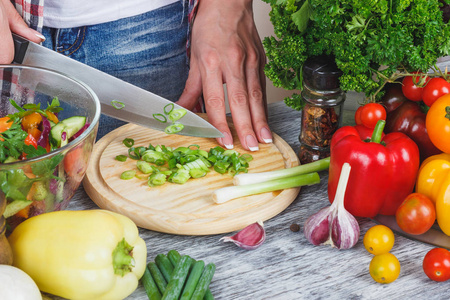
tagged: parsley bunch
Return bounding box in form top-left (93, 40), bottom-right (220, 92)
top-left (262, 0), bottom-right (450, 109)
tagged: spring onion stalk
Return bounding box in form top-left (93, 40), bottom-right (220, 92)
top-left (213, 172), bottom-right (320, 204)
top-left (233, 157), bottom-right (330, 186)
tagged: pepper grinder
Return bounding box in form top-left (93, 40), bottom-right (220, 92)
top-left (0, 190), bottom-right (13, 265)
top-left (298, 55), bottom-right (346, 164)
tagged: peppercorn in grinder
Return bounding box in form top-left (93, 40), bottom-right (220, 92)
top-left (298, 55), bottom-right (345, 164)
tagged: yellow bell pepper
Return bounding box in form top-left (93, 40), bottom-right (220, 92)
top-left (416, 153), bottom-right (450, 235)
top-left (8, 210), bottom-right (147, 300)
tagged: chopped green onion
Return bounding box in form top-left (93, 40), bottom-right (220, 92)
top-left (148, 173), bottom-right (167, 186)
top-left (240, 153), bottom-right (253, 163)
top-left (137, 160), bottom-right (153, 174)
top-left (115, 155), bottom-right (127, 162)
top-left (164, 103), bottom-right (175, 115)
top-left (120, 170), bottom-right (136, 180)
top-left (118, 142), bottom-right (253, 187)
top-left (169, 108), bottom-right (187, 122)
top-left (128, 146), bottom-right (147, 160)
top-left (142, 150), bottom-right (167, 163)
top-left (189, 168), bottom-right (207, 178)
top-left (164, 123), bottom-right (185, 134)
top-left (169, 169), bottom-right (191, 184)
top-left (111, 100), bottom-right (125, 109)
top-left (123, 138), bottom-right (134, 148)
top-left (153, 113), bottom-right (167, 123)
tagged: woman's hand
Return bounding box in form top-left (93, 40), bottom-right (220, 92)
top-left (0, 0), bottom-right (45, 63)
top-left (176, 0), bottom-right (272, 151)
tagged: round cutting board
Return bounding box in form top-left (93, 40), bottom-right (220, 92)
top-left (83, 115), bottom-right (300, 235)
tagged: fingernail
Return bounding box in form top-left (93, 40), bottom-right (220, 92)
top-left (221, 131), bottom-right (233, 149)
top-left (32, 29), bottom-right (46, 41)
top-left (245, 135), bottom-right (259, 151)
top-left (260, 127), bottom-right (273, 144)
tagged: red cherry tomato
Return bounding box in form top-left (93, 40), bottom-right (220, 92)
top-left (422, 77), bottom-right (450, 107)
top-left (402, 74), bottom-right (428, 102)
top-left (423, 248), bottom-right (450, 282)
top-left (395, 193), bottom-right (436, 235)
top-left (355, 103), bottom-right (387, 128)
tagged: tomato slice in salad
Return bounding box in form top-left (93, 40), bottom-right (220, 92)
top-left (0, 116), bottom-right (12, 141)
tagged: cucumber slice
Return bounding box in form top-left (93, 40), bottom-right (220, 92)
top-left (50, 116), bottom-right (86, 147)
top-left (4, 200), bottom-right (33, 218)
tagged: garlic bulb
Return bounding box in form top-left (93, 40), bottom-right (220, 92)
top-left (220, 221), bottom-right (266, 250)
top-left (304, 163), bottom-right (360, 249)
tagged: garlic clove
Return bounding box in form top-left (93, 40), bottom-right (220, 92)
top-left (304, 207), bottom-right (333, 246)
top-left (220, 221), bottom-right (266, 250)
top-left (331, 207), bottom-right (360, 249)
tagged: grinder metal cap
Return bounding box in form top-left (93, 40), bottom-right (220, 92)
top-left (302, 55), bottom-right (343, 90)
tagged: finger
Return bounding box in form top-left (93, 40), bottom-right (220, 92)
top-left (225, 46), bottom-right (259, 151)
top-left (4, 0), bottom-right (45, 43)
top-left (200, 53), bottom-right (234, 149)
top-left (176, 58), bottom-right (203, 111)
top-left (246, 39), bottom-right (272, 145)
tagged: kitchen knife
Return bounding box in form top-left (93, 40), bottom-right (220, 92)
top-left (12, 33), bottom-right (223, 138)
top-left (373, 215), bottom-right (450, 249)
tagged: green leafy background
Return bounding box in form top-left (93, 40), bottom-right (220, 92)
top-left (262, 0), bottom-right (450, 110)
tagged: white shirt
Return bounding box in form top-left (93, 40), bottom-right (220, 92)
top-left (43, 0), bottom-right (179, 28)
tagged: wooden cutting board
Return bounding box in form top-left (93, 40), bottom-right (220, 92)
top-left (83, 115), bottom-right (300, 235)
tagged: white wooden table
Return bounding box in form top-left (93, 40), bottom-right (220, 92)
top-left (67, 101), bottom-right (446, 300)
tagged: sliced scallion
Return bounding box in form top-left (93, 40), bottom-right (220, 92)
top-left (137, 160), bottom-right (153, 174)
top-left (115, 155), bottom-right (127, 162)
top-left (111, 100), bottom-right (125, 109)
top-left (120, 170), bottom-right (136, 180)
top-left (123, 138), bottom-right (134, 148)
top-left (169, 108), bottom-right (187, 122)
top-left (164, 103), bottom-right (175, 115)
top-left (164, 123), bottom-right (185, 134)
top-left (153, 113), bottom-right (167, 123)
top-left (148, 173), bottom-right (167, 186)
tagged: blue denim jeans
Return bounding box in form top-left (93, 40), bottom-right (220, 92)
top-left (41, 1), bottom-right (189, 138)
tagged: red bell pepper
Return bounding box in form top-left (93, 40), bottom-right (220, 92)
top-left (328, 120), bottom-right (420, 217)
top-left (382, 83), bottom-right (441, 162)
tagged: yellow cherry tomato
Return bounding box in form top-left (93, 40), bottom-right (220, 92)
top-left (369, 253), bottom-right (401, 284)
top-left (363, 225), bottom-right (395, 255)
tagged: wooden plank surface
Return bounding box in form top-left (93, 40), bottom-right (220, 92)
top-left (83, 115), bottom-right (300, 235)
top-left (65, 102), bottom-right (447, 300)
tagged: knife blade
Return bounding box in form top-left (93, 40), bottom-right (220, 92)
top-left (373, 215), bottom-right (450, 249)
top-left (12, 34), bottom-right (223, 138)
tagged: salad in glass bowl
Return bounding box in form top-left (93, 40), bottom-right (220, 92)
top-left (0, 65), bottom-right (100, 234)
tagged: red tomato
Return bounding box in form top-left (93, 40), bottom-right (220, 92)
top-left (395, 193), bottom-right (436, 235)
top-left (63, 146), bottom-right (86, 181)
top-left (422, 77), bottom-right (450, 107)
top-left (24, 133), bottom-right (38, 149)
top-left (423, 248), bottom-right (450, 282)
top-left (355, 106), bottom-right (363, 125)
top-left (356, 103), bottom-right (387, 128)
top-left (402, 74), bottom-right (428, 101)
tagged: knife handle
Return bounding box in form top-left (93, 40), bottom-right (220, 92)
top-left (12, 33), bottom-right (29, 64)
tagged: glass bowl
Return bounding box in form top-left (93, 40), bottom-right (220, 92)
top-left (0, 65), bottom-right (100, 234)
